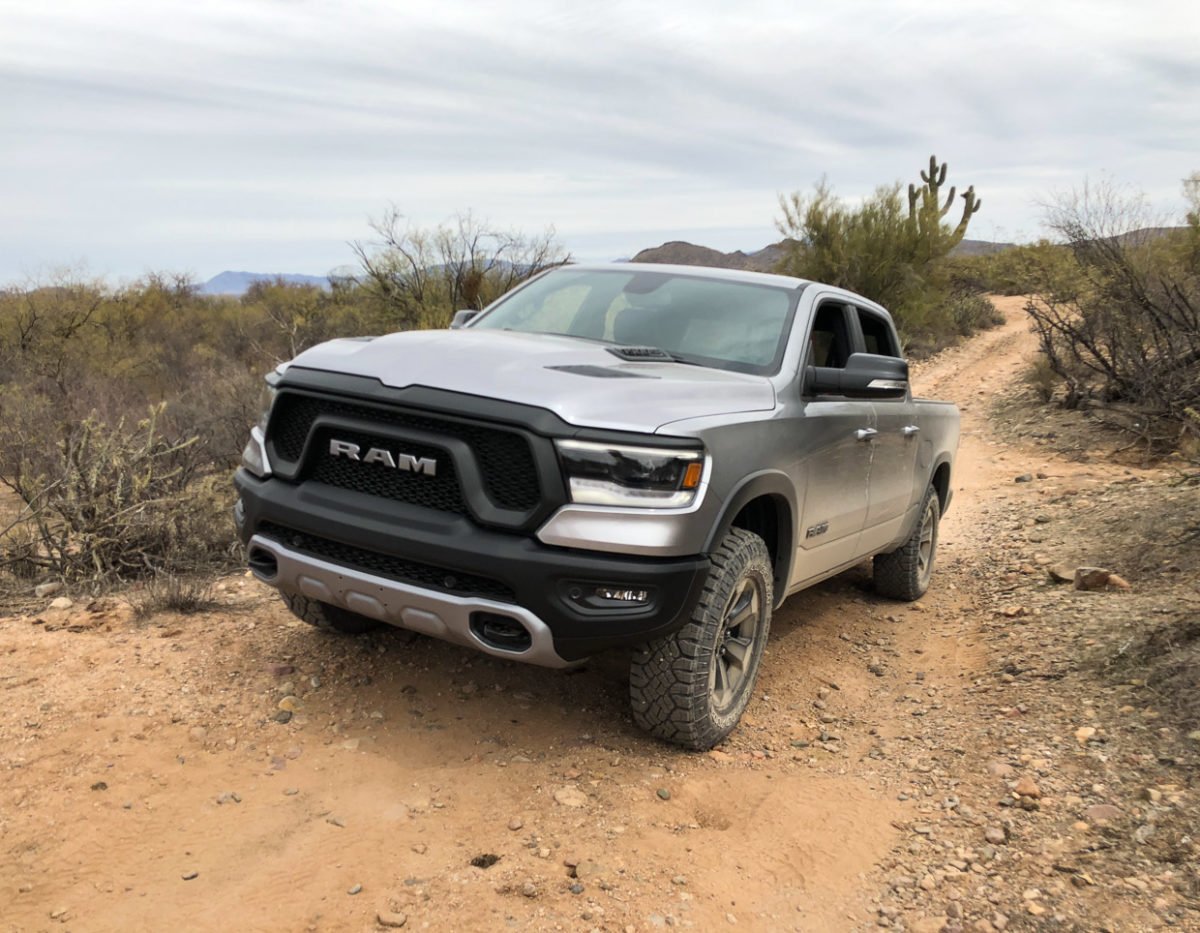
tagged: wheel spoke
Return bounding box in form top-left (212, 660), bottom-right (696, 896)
top-left (728, 587), bottom-right (756, 629)
top-left (712, 655), bottom-right (730, 702)
top-left (724, 637), bottom-right (751, 674)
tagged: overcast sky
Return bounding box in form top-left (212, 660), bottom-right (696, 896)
top-left (2, 0), bottom-right (1198, 284)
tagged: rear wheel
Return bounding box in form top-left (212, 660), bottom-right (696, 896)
top-left (873, 485), bottom-right (940, 601)
top-left (281, 592), bottom-right (379, 635)
top-left (629, 528), bottom-right (773, 750)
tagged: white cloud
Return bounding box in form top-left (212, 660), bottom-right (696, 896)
top-left (0, 0), bottom-right (1198, 280)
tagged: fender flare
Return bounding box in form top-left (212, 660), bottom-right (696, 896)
top-left (704, 470), bottom-right (798, 605)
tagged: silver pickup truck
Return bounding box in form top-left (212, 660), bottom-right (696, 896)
top-left (235, 264), bottom-right (959, 749)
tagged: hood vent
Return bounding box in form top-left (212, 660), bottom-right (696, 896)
top-left (606, 346), bottom-right (673, 362)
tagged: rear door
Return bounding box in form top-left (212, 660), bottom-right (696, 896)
top-left (857, 305), bottom-right (922, 552)
top-left (791, 300), bottom-right (876, 586)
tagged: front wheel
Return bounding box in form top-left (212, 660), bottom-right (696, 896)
top-left (629, 528), bottom-right (773, 750)
top-left (873, 485), bottom-right (941, 601)
top-left (281, 592), bottom-right (379, 635)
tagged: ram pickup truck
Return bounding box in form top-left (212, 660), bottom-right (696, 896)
top-left (234, 263), bottom-right (959, 749)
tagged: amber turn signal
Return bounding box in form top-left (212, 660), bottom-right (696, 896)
top-left (682, 461), bottom-right (703, 490)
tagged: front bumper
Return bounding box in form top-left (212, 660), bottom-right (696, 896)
top-left (234, 469), bottom-right (710, 664)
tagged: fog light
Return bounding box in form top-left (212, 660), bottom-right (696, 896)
top-left (561, 581), bottom-right (657, 613)
top-left (595, 587), bottom-right (649, 603)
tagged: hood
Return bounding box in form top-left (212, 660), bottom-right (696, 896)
top-left (287, 329), bottom-right (776, 433)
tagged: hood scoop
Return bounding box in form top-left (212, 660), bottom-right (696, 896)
top-left (606, 346), bottom-right (674, 362)
top-left (545, 364), bottom-right (657, 379)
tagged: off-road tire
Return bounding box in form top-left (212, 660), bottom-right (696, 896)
top-left (629, 528), bottom-right (773, 750)
top-left (282, 592), bottom-right (379, 635)
top-left (873, 485), bottom-right (940, 601)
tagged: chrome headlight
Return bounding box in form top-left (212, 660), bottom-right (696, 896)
top-left (256, 383), bottom-right (278, 432)
top-left (555, 440), bottom-right (704, 508)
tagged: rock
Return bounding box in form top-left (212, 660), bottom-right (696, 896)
top-left (341, 738), bottom-right (360, 751)
top-left (181, 870), bottom-right (199, 881)
top-left (1085, 803), bottom-right (1122, 824)
top-left (656, 788), bottom-right (672, 801)
top-left (1074, 567), bottom-right (1121, 591)
top-left (554, 786), bottom-right (588, 808)
top-left (919, 874), bottom-right (938, 891)
top-left (972, 921), bottom-right (996, 933)
top-left (189, 726), bottom-right (208, 743)
top-left (507, 817), bottom-right (524, 831)
top-left (411, 843), bottom-right (427, 855)
top-left (283, 787), bottom-right (299, 796)
top-left (277, 695), bottom-right (299, 712)
top-left (273, 710), bottom-right (293, 724)
top-left (986, 761), bottom-right (1014, 778)
top-left (984, 826), bottom-right (1007, 845)
top-left (377, 911), bottom-right (408, 928)
top-left (521, 881), bottom-right (538, 898)
top-left (947, 902), bottom-right (962, 919)
top-left (1014, 474), bottom-right (1033, 483)
top-left (1048, 565), bottom-right (1074, 584)
top-left (34, 582), bottom-right (63, 598)
top-left (569, 883), bottom-right (584, 895)
top-left (672, 875), bottom-right (688, 886)
top-left (347, 883), bottom-right (362, 895)
top-left (267, 663), bottom-right (294, 676)
top-left (49, 596), bottom-right (74, 610)
top-left (574, 861), bottom-right (606, 881)
top-left (1106, 573), bottom-right (1131, 590)
top-left (1014, 775), bottom-right (1041, 798)
top-left (1074, 726), bottom-right (1097, 745)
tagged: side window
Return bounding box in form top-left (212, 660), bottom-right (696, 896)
top-left (856, 308), bottom-right (900, 358)
top-left (808, 303), bottom-right (852, 368)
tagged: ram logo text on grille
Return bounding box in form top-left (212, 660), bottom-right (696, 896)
top-left (328, 439), bottom-right (438, 476)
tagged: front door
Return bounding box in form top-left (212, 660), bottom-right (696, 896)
top-left (791, 301), bottom-right (875, 587)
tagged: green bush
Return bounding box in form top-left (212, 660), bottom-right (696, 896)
top-left (776, 155), bottom-right (993, 350)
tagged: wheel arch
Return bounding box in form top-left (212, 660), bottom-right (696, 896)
top-left (704, 471), bottom-right (797, 608)
top-left (930, 457), bottom-right (953, 516)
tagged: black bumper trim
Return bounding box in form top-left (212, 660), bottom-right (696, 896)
top-left (235, 470), bottom-right (710, 661)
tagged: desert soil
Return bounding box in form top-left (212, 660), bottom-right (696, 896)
top-left (2, 297), bottom-right (1197, 932)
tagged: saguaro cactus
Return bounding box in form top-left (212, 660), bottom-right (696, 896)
top-left (907, 155), bottom-right (981, 249)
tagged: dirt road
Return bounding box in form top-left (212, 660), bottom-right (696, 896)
top-left (0, 298), bottom-right (1156, 932)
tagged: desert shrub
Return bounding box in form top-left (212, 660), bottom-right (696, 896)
top-left (131, 572), bottom-right (220, 620)
top-left (352, 210), bottom-right (570, 330)
top-left (777, 155), bottom-right (995, 349)
top-left (948, 240), bottom-right (1083, 296)
top-left (1023, 178), bottom-right (1200, 455)
top-left (0, 405), bottom-right (233, 582)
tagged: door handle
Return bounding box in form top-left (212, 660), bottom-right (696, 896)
top-left (902, 425), bottom-right (920, 436)
top-left (855, 428), bottom-right (878, 441)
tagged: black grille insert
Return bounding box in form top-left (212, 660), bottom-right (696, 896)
top-left (308, 427), bottom-right (466, 514)
top-left (258, 522), bottom-right (515, 603)
top-left (269, 393), bottom-right (541, 511)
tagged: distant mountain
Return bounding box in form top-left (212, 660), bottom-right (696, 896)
top-left (199, 271), bottom-right (332, 296)
top-left (950, 238), bottom-right (1015, 257)
top-left (631, 237), bottom-right (1015, 271)
top-left (630, 240), bottom-right (799, 273)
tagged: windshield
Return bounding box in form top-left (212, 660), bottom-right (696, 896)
top-left (470, 268), bottom-right (798, 375)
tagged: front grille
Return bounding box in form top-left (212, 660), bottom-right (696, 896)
top-left (258, 522), bottom-right (515, 603)
top-left (308, 427), bottom-right (467, 514)
top-left (269, 393), bottom-right (541, 511)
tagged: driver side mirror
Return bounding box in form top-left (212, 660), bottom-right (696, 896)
top-left (450, 309), bottom-right (479, 329)
top-left (807, 352), bottom-right (908, 399)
